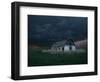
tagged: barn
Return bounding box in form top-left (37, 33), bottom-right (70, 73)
top-left (51, 39), bottom-right (76, 52)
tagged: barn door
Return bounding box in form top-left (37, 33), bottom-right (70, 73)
top-left (69, 45), bottom-right (72, 50)
top-left (62, 47), bottom-right (64, 51)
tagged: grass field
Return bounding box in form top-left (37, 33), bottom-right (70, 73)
top-left (28, 48), bottom-right (87, 66)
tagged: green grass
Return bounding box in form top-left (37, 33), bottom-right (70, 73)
top-left (28, 48), bottom-right (87, 66)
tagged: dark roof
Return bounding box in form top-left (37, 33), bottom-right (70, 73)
top-left (67, 39), bottom-right (75, 45)
top-left (51, 39), bottom-right (75, 48)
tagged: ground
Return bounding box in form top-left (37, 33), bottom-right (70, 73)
top-left (28, 47), bottom-right (87, 66)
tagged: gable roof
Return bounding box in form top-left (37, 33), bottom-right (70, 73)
top-left (51, 39), bottom-right (75, 48)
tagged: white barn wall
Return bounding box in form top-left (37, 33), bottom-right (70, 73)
top-left (64, 45), bottom-right (70, 51)
top-left (64, 45), bottom-right (76, 51)
top-left (72, 46), bottom-right (76, 51)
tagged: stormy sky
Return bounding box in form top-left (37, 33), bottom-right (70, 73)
top-left (28, 15), bottom-right (87, 46)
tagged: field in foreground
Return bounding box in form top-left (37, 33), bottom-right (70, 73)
top-left (28, 48), bottom-right (87, 66)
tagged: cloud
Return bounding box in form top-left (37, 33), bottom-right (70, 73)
top-left (57, 19), bottom-right (67, 26)
top-left (34, 24), bottom-right (52, 33)
top-left (28, 15), bottom-right (87, 43)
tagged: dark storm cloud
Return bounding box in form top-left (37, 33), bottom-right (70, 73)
top-left (28, 15), bottom-right (87, 45)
